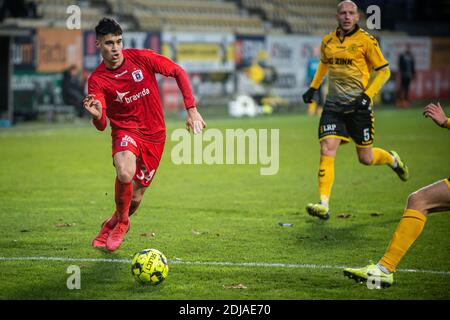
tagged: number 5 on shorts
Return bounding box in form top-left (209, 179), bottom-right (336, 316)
top-left (363, 128), bottom-right (370, 141)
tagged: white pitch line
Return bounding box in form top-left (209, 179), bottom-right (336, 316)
top-left (0, 256), bottom-right (449, 276)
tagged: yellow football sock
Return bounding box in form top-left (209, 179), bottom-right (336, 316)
top-left (308, 102), bottom-right (317, 116)
top-left (372, 147), bottom-right (395, 166)
top-left (379, 209), bottom-right (427, 273)
top-left (318, 155), bottom-right (335, 203)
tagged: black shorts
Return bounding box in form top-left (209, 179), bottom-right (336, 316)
top-left (318, 109), bottom-right (375, 147)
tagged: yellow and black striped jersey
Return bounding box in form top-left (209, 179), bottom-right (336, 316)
top-left (320, 25), bottom-right (389, 108)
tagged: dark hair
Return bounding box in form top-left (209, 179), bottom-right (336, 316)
top-left (95, 18), bottom-right (122, 39)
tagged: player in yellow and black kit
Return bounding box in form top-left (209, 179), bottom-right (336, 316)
top-left (344, 102), bottom-right (450, 288)
top-left (302, 0), bottom-right (409, 220)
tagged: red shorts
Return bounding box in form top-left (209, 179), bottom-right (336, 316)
top-left (111, 130), bottom-right (165, 187)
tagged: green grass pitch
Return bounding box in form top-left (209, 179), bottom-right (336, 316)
top-left (0, 107), bottom-right (449, 299)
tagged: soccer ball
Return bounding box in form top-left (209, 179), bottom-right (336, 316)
top-left (131, 248), bottom-right (169, 285)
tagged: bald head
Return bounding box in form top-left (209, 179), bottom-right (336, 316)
top-left (336, 0), bottom-right (359, 33)
top-left (337, 0), bottom-right (358, 13)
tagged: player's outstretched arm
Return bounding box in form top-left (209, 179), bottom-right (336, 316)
top-left (423, 102), bottom-right (450, 129)
top-left (185, 107), bottom-right (206, 134)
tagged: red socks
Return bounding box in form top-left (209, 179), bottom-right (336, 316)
top-left (114, 177), bottom-right (133, 222)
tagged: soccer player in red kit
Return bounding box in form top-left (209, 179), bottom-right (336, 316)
top-left (83, 18), bottom-right (206, 252)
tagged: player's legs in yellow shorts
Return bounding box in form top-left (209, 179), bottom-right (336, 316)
top-left (307, 109), bottom-right (409, 220)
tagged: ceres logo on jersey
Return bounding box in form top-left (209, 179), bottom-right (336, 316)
top-left (132, 69), bottom-right (144, 82)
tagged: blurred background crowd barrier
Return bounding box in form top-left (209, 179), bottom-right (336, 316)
top-left (0, 0), bottom-right (449, 125)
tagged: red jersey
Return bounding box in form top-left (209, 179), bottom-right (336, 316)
top-left (88, 48), bottom-right (195, 142)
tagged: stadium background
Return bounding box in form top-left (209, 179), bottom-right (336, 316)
top-left (1, 0), bottom-right (450, 302)
top-left (0, 0), bottom-right (449, 125)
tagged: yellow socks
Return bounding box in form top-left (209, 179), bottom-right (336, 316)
top-left (308, 102), bottom-right (317, 115)
top-left (372, 147), bottom-right (395, 166)
top-left (318, 155), bottom-right (335, 204)
top-left (379, 209), bottom-right (427, 273)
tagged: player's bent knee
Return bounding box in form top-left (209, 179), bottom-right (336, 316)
top-left (115, 164), bottom-right (135, 184)
top-left (320, 144), bottom-right (337, 157)
top-left (358, 155), bottom-right (373, 166)
top-left (114, 151), bottom-right (136, 183)
top-left (406, 191), bottom-right (427, 214)
top-left (116, 170), bottom-right (134, 184)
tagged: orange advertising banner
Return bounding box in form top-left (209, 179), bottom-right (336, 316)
top-left (37, 28), bottom-right (82, 72)
top-left (431, 37), bottom-right (450, 69)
